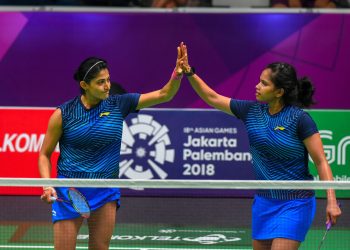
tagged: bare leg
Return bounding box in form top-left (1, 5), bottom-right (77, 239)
top-left (54, 217), bottom-right (84, 250)
top-left (253, 239), bottom-right (272, 250)
top-left (87, 201), bottom-right (117, 250)
top-left (271, 238), bottom-right (300, 250)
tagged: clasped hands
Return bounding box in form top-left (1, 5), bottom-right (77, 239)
top-left (174, 42), bottom-right (192, 77)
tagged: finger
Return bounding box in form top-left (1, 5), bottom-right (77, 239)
top-left (179, 54), bottom-right (187, 61)
top-left (326, 214), bottom-right (330, 225)
top-left (180, 43), bottom-right (186, 54)
top-left (331, 217), bottom-right (336, 225)
top-left (327, 214), bottom-right (336, 225)
top-left (41, 194), bottom-right (51, 204)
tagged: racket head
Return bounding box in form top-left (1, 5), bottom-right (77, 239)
top-left (67, 187), bottom-right (91, 218)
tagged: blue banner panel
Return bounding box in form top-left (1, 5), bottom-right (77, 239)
top-left (120, 109), bottom-right (255, 197)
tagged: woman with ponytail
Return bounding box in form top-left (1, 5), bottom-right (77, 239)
top-left (180, 42), bottom-right (341, 250)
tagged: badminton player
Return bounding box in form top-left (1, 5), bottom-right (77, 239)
top-left (180, 42), bottom-right (341, 250)
top-left (39, 45), bottom-right (185, 250)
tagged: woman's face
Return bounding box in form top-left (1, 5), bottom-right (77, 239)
top-left (84, 68), bottom-right (111, 100)
top-left (255, 68), bottom-right (283, 103)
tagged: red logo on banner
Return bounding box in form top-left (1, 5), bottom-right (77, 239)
top-left (0, 107), bottom-right (58, 195)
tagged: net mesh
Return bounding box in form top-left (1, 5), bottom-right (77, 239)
top-left (0, 178), bottom-right (349, 250)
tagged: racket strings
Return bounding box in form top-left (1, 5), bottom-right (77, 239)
top-left (68, 189), bottom-right (91, 216)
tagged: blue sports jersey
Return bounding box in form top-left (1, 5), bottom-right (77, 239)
top-left (230, 100), bottom-right (318, 199)
top-left (57, 93), bottom-right (140, 179)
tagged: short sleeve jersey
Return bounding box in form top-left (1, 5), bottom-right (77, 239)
top-left (230, 100), bottom-right (318, 199)
top-left (57, 94), bottom-right (140, 179)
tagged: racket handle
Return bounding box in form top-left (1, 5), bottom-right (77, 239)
top-left (50, 196), bottom-right (58, 202)
top-left (326, 202), bottom-right (341, 230)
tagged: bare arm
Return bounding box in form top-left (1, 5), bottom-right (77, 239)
top-left (186, 74), bottom-right (232, 115)
top-left (304, 133), bottom-right (341, 224)
top-left (38, 109), bottom-right (62, 202)
top-left (136, 45), bottom-right (184, 110)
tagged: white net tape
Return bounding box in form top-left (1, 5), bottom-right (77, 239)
top-left (0, 178), bottom-right (349, 190)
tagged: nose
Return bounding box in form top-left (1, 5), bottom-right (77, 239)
top-left (105, 82), bottom-right (111, 91)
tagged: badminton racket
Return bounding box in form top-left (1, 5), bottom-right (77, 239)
top-left (317, 202), bottom-right (341, 250)
top-left (50, 187), bottom-right (90, 218)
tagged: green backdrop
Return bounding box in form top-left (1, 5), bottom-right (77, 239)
top-left (308, 110), bottom-right (350, 198)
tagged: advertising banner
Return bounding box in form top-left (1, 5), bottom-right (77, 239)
top-left (119, 109), bottom-right (254, 197)
top-left (0, 107), bottom-right (349, 197)
top-left (0, 107), bottom-right (58, 194)
top-left (308, 110), bottom-right (350, 198)
top-left (0, 107), bottom-right (253, 196)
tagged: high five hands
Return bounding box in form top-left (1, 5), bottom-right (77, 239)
top-left (174, 42), bottom-right (186, 77)
top-left (173, 42), bottom-right (193, 79)
top-left (179, 42), bottom-right (192, 75)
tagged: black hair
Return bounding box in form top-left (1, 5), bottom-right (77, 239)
top-left (73, 57), bottom-right (108, 94)
top-left (266, 62), bottom-right (315, 108)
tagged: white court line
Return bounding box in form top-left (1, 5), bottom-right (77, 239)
top-left (0, 245), bottom-right (252, 250)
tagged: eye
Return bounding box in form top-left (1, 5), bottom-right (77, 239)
top-left (261, 81), bottom-right (267, 86)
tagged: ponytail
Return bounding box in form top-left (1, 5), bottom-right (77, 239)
top-left (297, 77), bottom-right (315, 108)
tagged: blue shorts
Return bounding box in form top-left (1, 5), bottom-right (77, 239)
top-left (51, 177), bottom-right (121, 223)
top-left (252, 195), bottom-right (316, 242)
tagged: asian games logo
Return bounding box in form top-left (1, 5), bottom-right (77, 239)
top-left (120, 114), bottom-right (175, 180)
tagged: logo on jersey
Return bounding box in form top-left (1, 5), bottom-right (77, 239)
top-left (274, 126), bottom-right (285, 131)
top-left (99, 112), bottom-right (110, 117)
top-left (120, 114), bottom-right (175, 180)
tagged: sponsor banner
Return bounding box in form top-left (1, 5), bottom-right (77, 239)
top-left (0, 107), bottom-right (58, 194)
top-left (308, 110), bottom-right (350, 198)
top-left (119, 109), bottom-right (254, 197)
top-left (0, 107), bottom-right (349, 197)
top-left (0, 107), bottom-right (253, 196)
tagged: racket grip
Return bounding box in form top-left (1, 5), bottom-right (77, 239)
top-left (326, 202), bottom-right (341, 230)
top-left (50, 196), bottom-right (58, 202)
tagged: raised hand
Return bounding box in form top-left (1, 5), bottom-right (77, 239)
top-left (180, 42), bottom-right (191, 74)
top-left (174, 42), bottom-right (186, 76)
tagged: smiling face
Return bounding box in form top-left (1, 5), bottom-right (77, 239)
top-left (255, 68), bottom-right (284, 104)
top-left (80, 68), bottom-right (111, 102)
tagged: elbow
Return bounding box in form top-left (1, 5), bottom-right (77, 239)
top-left (163, 94), bottom-right (174, 103)
top-left (206, 94), bottom-right (219, 108)
top-left (159, 91), bottom-right (175, 103)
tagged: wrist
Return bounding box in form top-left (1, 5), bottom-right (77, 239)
top-left (171, 69), bottom-right (183, 81)
top-left (184, 66), bottom-right (195, 77)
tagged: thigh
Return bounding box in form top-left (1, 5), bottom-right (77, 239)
top-left (272, 238), bottom-right (300, 250)
top-left (253, 239), bottom-right (272, 250)
top-left (87, 201), bottom-right (117, 250)
top-left (54, 217), bottom-right (84, 250)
